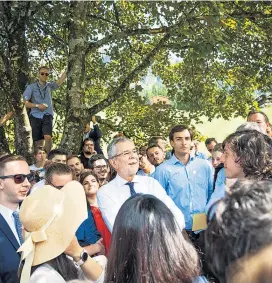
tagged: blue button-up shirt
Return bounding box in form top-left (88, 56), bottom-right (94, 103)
top-left (205, 168), bottom-right (226, 219)
top-left (154, 154), bottom-right (213, 230)
top-left (23, 81), bottom-right (58, 118)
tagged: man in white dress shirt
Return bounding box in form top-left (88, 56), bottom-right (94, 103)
top-left (0, 155), bottom-right (33, 282)
top-left (97, 137), bottom-right (185, 232)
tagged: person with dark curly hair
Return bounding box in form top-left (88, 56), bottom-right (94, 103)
top-left (206, 128), bottom-right (272, 221)
top-left (205, 179), bottom-right (272, 283)
top-left (221, 130), bottom-right (272, 180)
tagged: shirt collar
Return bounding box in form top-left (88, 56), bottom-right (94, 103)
top-left (116, 174), bottom-right (141, 186)
top-left (0, 204), bottom-right (19, 218)
top-left (168, 154), bottom-right (195, 165)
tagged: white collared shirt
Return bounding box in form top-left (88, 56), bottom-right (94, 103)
top-left (97, 174), bottom-right (185, 232)
top-left (0, 204), bottom-right (21, 245)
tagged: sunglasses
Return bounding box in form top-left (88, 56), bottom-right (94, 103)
top-left (0, 173), bottom-right (35, 184)
top-left (40, 72), bottom-right (49, 76)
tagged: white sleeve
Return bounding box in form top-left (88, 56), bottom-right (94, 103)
top-left (30, 266), bottom-right (66, 283)
top-left (150, 178), bottom-right (185, 230)
top-left (97, 190), bottom-right (116, 233)
top-left (78, 255), bottom-right (107, 283)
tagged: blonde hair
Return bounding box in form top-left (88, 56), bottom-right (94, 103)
top-left (228, 245), bottom-right (272, 283)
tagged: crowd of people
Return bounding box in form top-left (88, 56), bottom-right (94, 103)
top-left (0, 66), bottom-right (272, 283)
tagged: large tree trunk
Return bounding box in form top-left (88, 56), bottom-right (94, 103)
top-left (60, 1), bottom-right (91, 154)
top-left (1, 2), bottom-right (33, 161)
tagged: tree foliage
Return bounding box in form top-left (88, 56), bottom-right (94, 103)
top-left (0, 1), bottom-right (271, 153)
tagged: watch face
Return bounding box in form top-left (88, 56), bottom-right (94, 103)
top-left (82, 251), bottom-right (88, 262)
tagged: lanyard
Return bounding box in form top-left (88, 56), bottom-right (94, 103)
top-left (36, 82), bottom-right (47, 100)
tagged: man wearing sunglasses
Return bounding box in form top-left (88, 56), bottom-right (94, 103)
top-left (23, 66), bottom-right (67, 154)
top-left (0, 155), bottom-right (33, 282)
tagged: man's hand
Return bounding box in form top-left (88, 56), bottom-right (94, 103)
top-left (37, 104), bottom-right (47, 111)
top-left (91, 115), bottom-right (97, 124)
top-left (56, 67), bottom-right (67, 86)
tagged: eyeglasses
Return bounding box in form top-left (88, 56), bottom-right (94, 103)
top-left (112, 148), bottom-right (138, 158)
top-left (0, 173), bottom-right (35, 184)
top-left (93, 165), bottom-right (107, 170)
top-left (40, 72), bottom-right (49, 76)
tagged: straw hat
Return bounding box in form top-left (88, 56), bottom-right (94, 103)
top-left (18, 180), bottom-right (88, 278)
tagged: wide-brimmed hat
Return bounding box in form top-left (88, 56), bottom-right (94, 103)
top-left (18, 181), bottom-right (88, 283)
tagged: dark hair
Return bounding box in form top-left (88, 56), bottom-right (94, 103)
top-left (89, 154), bottom-right (108, 169)
top-left (67, 155), bottom-right (81, 163)
top-left (47, 149), bottom-right (68, 160)
top-left (31, 253), bottom-right (77, 281)
top-left (247, 110), bottom-right (270, 124)
top-left (222, 130), bottom-right (272, 180)
top-left (38, 66), bottom-right (50, 72)
top-left (80, 138), bottom-right (95, 153)
top-left (0, 155), bottom-right (26, 175)
top-left (148, 136), bottom-right (165, 146)
top-left (83, 137), bottom-right (94, 145)
top-left (138, 145), bottom-right (148, 156)
top-left (205, 138), bottom-right (217, 146)
top-left (205, 180), bottom-right (272, 283)
top-left (33, 146), bottom-right (46, 155)
top-left (146, 143), bottom-right (163, 153)
top-left (79, 171), bottom-right (99, 185)
top-left (169, 125), bottom-right (193, 141)
top-left (45, 163), bottom-right (73, 184)
top-left (212, 143), bottom-right (223, 153)
top-left (105, 194), bottom-right (200, 283)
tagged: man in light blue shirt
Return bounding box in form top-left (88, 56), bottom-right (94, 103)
top-left (23, 66), bottom-right (67, 153)
top-left (154, 125), bottom-right (213, 231)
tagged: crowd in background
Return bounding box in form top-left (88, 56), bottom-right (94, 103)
top-left (0, 66), bottom-right (272, 283)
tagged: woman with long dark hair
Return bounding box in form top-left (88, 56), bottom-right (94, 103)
top-left (105, 194), bottom-right (205, 283)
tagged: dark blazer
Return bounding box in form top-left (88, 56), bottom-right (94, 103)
top-left (0, 214), bottom-right (20, 283)
top-left (87, 125), bottom-right (103, 154)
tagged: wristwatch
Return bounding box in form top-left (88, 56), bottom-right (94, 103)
top-left (75, 249), bottom-right (89, 266)
top-left (35, 104), bottom-right (38, 108)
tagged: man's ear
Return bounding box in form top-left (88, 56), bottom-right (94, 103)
top-left (0, 179), bottom-right (4, 191)
top-left (109, 159), bottom-right (117, 170)
top-left (170, 140), bottom-right (174, 148)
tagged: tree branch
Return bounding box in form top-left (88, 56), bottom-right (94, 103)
top-left (87, 26), bottom-right (169, 53)
top-left (87, 33), bottom-right (171, 116)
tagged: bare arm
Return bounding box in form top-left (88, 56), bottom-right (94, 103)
top-left (24, 101), bottom-right (47, 111)
top-left (55, 68), bottom-right (67, 86)
top-left (84, 238), bottom-right (105, 256)
top-left (65, 236), bottom-right (104, 281)
top-left (0, 111), bottom-right (13, 126)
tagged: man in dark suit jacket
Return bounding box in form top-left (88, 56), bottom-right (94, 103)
top-left (0, 155), bottom-right (32, 282)
top-left (82, 116), bottom-right (103, 155)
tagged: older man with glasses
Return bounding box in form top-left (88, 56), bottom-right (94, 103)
top-left (0, 155), bottom-right (33, 282)
top-left (97, 137), bottom-right (185, 232)
top-left (23, 66), bottom-right (67, 154)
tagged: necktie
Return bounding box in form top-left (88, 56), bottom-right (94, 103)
top-left (12, 211), bottom-right (24, 245)
top-left (126, 182), bottom-right (136, 196)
